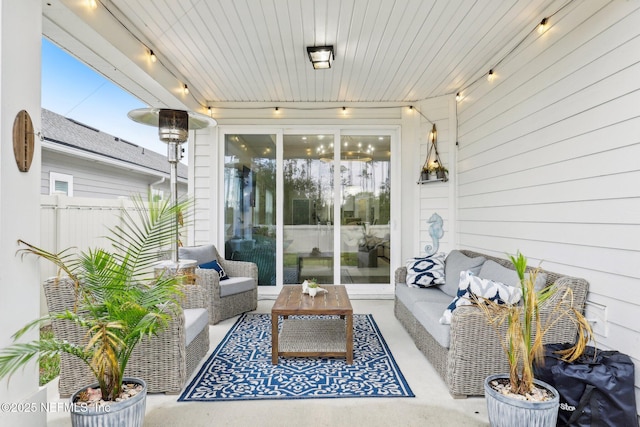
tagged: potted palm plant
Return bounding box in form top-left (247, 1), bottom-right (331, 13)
top-left (0, 193), bottom-right (190, 427)
top-left (475, 252), bottom-right (593, 427)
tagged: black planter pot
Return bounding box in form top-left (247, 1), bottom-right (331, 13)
top-left (69, 377), bottom-right (147, 427)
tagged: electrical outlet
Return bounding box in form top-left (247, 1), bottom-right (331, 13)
top-left (584, 301), bottom-right (608, 338)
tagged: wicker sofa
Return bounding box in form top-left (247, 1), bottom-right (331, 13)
top-left (44, 277), bottom-right (210, 397)
top-left (394, 249), bottom-right (589, 398)
top-left (179, 244), bottom-right (258, 324)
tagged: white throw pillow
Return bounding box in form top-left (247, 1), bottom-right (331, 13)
top-left (440, 270), bottom-right (522, 324)
top-left (405, 252), bottom-right (446, 288)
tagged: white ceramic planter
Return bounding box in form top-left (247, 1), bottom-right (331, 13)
top-left (484, 374), bottom-right (559, 427)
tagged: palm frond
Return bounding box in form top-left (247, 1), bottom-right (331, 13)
top-left (6, 191), bottom-right (193, 401)
top-left (0, 339), bottom-right (90, 382)
top-left (476, 252), bottom-right (593, 395)
top-left (16, 240), bottom-right (81, 283)
top-left (107, 194), bottom-right (192, 278)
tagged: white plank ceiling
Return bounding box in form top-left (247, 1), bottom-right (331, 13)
top-left (44, 0), bottom-right (566, 105)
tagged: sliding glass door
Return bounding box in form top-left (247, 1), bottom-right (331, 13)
top-left (339, 135), bottom-right (391, 284)
top-left (223, 129), bottom-right (392, 288)
top-left (283, 134), bottom-right (335, 284)
top-left (223, 134), bottom-right (276, 286)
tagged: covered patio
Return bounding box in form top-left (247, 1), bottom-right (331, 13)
top-left (1, 1), bottom-right (639, 425)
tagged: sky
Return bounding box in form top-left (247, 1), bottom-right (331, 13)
top-left (41, 38), bottom-right (168, 157)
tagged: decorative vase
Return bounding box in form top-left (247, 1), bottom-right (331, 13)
top-left (308, 287), bottom-right (318, 297)
top-left (484, 374), bottom-right (559, 427)
top-left (420, 171), bottom-right (429, 181)
top-left (436, 169), bottom-right (446, 180)
top-left (70, 377), bottom-right (147, 427)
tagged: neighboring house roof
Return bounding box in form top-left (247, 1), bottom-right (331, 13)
top-left (41, 108), bottom-right (187, 179)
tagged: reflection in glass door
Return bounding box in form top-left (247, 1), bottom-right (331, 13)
top-left (223, 131), bottom-right (391, 287)
top-left (339, 135), bottom-right (391, 284)
top-left (282, 135), bottom-right (334, 284)
top-left (223, 134), bottom-right (276, 286)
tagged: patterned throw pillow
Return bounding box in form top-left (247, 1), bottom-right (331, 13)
top-left (440, 270), bottom-right (522, 324)
top-left (405, 253), bottom-right (446, 288)
top-left (199, 259), bottom-right (229, 280)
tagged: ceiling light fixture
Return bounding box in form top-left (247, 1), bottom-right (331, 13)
top-left (149, 50), bottom-right (157, 63)
top-left (183, 84), bottom-right (189, 95)
top-left (306, 46), bottom-right (334, 69)
top-left (487, 69), bottom-right (495, 82)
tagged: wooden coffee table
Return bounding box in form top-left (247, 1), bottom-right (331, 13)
top-left (271, 285), bottom-right (353, 364)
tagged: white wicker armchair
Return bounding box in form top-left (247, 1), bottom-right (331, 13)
top-left (44, 277), bottom-right (210, 397)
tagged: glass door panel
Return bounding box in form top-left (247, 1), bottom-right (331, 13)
top-left (282, 134), bottom-right (334, 284)
top-left (223, 134), bottom-right (276, 286)
top-left (339, 135), bottom-right (391, 284)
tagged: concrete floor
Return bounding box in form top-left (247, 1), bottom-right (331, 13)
top-left (46, 298), bottom-right (489, 427)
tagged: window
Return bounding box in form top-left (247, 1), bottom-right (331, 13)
top-left (49, 172), bottom-right (73, 196)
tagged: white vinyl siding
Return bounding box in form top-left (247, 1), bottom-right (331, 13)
top-left (456, 1), bottom-right (640, 411)
top-left (414, 96), bottom-right (454, 256)
top-left (42, 150), bottom-right (186, 200)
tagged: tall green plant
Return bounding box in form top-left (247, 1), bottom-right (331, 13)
top-left (475, 251), bottom-right (593, 395)
top-left (0, 193), bottom-right (191, 401)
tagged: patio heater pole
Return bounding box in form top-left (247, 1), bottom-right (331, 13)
top-left (128, 108), bottom-right (216, 263)
top-left (158, 110), bottom-right (188, 263)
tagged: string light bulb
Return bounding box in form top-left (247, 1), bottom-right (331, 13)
top-left (487, 69), bottom-right (495, 82)
top-left (538, 17), bottom-right (549, 34)
top-left (183, 84), bottom-right (189, 95)
top-left (207, 106), bottom-right (212, 116)
top-left (86, 0), bottom-right (97, 9)
top-left (455, 92), bottom-right (461, 102)
top-left (149, 50), bottom-right (157, 63)
top-left (275, 107), bottom-right (279, 112)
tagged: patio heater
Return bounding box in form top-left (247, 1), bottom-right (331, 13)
top-left (128, 108), bottom-right (216, 269)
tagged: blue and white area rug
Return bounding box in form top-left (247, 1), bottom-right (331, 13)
top-left (178, 313), bottom-right (414, 401)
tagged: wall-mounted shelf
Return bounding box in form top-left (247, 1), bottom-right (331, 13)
top-left (420, 123), bottom-right (449, 183)
top-left (417, 178), bottom-right (446, 184)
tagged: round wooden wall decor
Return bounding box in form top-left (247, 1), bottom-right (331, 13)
top-left (13, 109), bottom-right (35, 172)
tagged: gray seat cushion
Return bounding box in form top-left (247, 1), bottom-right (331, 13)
top-left (220, 276), bottom-right (255, 297)
top-left (442, 250), bottom-right (486, 297)
top-left (478, 259), bottom-right (548, 292)
top-left (412, 301), bottom-right (452, 348)
top-left (179, 245), bottom-right (217, 265)
top-left (183, 308), bottom-right (209, 346)
top-left (395, 283), bottom-right (452, 312)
